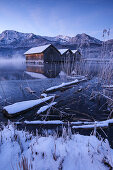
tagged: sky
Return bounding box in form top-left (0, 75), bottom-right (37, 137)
top-left (0, 0), bottom-right (113, 40)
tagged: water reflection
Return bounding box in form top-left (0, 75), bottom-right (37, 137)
top-left (26, 63), bottom-right (61, 78)
top-left (0, 58), bottom-right (112, 81)
top-left (26, 61), bottom-right (113, 80)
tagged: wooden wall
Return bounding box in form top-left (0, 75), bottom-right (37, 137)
top-left (44, 45), bottom-right (61, 62)
top-left (26, 53), bottom-right (44, 60)
top-left (25, 45), bottom-right (61, 62)
top-left (62, 51), bottom-right (81, 62)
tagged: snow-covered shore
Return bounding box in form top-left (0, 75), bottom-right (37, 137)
top-left (0, 124), bottom-right (113, 170)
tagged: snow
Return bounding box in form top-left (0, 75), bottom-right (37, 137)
top-left (0, 124), bottom-right (113, 170)
top-left (103, 85), bottom-right (113, 88)
top-left (45, 79), bottom-right (79, 92)
top-left (59, 71), bottom-right (66, 76)
top-left (41, 93), bottom-right (47, 98)
top-left (58, 49), bottom-right (69, 55)
top-left (73, 124), bottom-right (107, 129)
top-left (44, 35), bottom-right (71, 43)
top-left (72, 118), bottom-right (113, 129)
top-left (56, 35), bottom-right (71, 41)
top-left (25, 71), bottom-right (47, 79)
top-left (67, 75), bottom-right (86, 80)
top-left (59, 71), bottom-right (67, 80)
top-left (24, 44), bottom-right (51, 55)
top-left (37, 102), bottom-right (57, 114)
top-left (3, 96), bottom-right (54, 114)
top-left (71, 50), bottom-right (78, 53)
top-left (16, 119), bottom-right (113, 126)
top-left (23, 120), bottom-right (64, 124)
top-left (16, 118), bottom-right (113, 127)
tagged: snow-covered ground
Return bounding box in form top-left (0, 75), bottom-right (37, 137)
top-left (0, 124), bottom-right (113, 170)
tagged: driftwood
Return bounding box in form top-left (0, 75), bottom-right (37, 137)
top-left (38, 115), bottom-right (61, 117)
top-left (102, 85), bottom-right (113, 89)
top-left (72, 125), bottom-right (107, 130)
top-left (60, 86), bottom-right (72, 92)
top-left (25, 87), bottom-right (36, 94)
top-left (44, 79), bottom-right (86, 93)
top-left (37, 102), bottom-right (57, 115)
top-left (108, 110), bottom-right (113, 119)
top-left (15, 118), bottom-right (113, 130)
top-left (2, 96), bottom-right (55, 118)
top-left (98, 92), bottom-right (113, 102)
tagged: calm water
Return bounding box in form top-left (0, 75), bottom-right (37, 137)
top-left (0, 59), bottom-right (112, 80)
top-left (0, 59), bottom-right (112, 124)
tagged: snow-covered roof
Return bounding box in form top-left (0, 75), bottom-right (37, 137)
top-left (24, 44), bottom-right (51, 55)
top-left (71, 50), bottom-right (78, 53)
top-left (58, 49), bottom-right (69, 55)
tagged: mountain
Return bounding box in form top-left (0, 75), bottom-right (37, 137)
top-left (0, 30), bottom-right (112, 58)
top-left (0, 30), bottom-right (50, 48)
top-left (44, 33), bottom-right (102, 46)
top-left (0, 30), bottom-right (102, 48)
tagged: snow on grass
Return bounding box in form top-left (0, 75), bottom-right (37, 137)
top-left (0, 124), bottom-right (113, 170)
top-left (25, 71), bottom-right (47, 79)
top-left (3, 96), bottom-right (54, 115)
top-left (37, 102), bottom-right (57, 114)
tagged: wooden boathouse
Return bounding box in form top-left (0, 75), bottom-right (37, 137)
top-left (71, 50), bottom-right (81, 61)
top-left (58, 49), bottom-right (81, 62)
top-left (24, 44), bottom-right (61, 64)
top-left (24, 44), bottom-right (81, 63)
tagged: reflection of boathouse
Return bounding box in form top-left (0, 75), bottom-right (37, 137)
top-left (26, 64), bottom-right (44, 74)
top-left (24, 44), bottom-right (61, 64)
top-left (26, 63), bottom-right (61, 78)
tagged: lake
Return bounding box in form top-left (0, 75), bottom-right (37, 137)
top-left (0, 59), bottom-right (112, 125)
